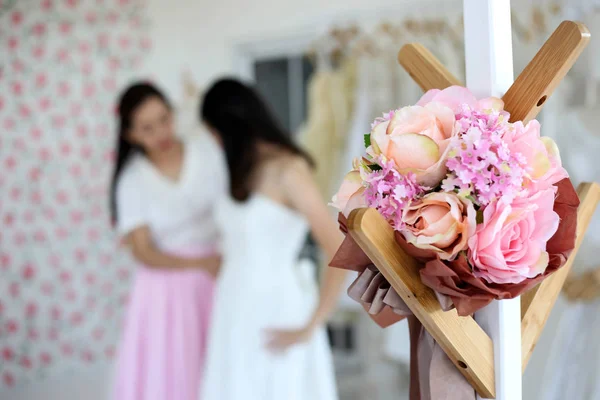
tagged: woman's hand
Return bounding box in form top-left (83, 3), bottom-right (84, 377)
top-left (196, 255), bottom-right (221, 278)
top-left (126, 226), bottom-right (222, 274)
top-left (264, 325), bottom-right (314, 352)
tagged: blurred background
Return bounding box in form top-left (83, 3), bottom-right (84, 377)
top-left (2, 0), bottom-right (600, 399)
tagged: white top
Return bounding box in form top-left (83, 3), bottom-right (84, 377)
top-left (115, 132), bottom-right (228, 251)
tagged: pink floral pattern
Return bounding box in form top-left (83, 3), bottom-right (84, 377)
top-left (0, 0), bottom-right (151, 389)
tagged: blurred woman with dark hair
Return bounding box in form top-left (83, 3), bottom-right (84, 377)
top-left (200, 78), bottom-right (346, 400)
top-left (109, 82), bottom-right (226, 400)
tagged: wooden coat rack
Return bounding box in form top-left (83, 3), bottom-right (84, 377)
top-left (347, 2), bottom-right (600, 399)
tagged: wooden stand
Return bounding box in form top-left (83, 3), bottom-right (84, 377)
top-left (349, 2), bottom-right (600, 398)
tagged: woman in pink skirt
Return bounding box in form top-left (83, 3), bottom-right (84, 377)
top-left (109, 82), bottom-right (226, 400)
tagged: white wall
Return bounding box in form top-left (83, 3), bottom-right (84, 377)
top-left (142, 0), bottom-right (461, 96)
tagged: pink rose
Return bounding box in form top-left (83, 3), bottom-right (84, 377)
top-left (330, 170), bottom-right (367, 217)
top-left (417, 85), bottom-right (504, 113)
top-left (468, 187), bottom-right (560, 284)
top-left (401, 192), bottom-right (476, 260)
top-left (502, 120), bottom-right (568, 190)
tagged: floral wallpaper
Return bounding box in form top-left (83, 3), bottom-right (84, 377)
top-left (0, 0), bottom-right (151, 389)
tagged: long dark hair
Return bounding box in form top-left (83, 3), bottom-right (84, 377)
top-left (201, 78), bottom-right (313, 201)
top-left (109, 82), bottom-right (171, 225)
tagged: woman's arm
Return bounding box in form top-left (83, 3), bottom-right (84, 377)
top-left (266, 157), bottom-right (347, 350)
top-left (124, 226), bottom-right (220, 276)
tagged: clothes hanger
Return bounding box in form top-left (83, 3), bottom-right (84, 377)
top-left (438, 20), bottom-right (463, 51)
top-left (549, 2), bottom-right (562, 16)
top-left (584, 77), bottom-right (597, 108)
top-left (403, 18), bottom-right (422, 37)
top-left (350, 34), bottom-right (378, 58)
top-left (181, 69), bottom-right (199, 100)
top-left (305, 44), bottom-right (332, 71)
top-left (305, 27), bottom-right (341, 70)
top-left (370, 21), bottom-right (403, 57)
top-left (375, 21), bottom-right (399, 41)
top-left (511, 10), bottom-right (534, 43)
top-left (531, 5), bottom-right (548, 36)
top-left (574, 83), bottom-right (600, 137)
top-left (323, 25), bottom-right (362, 66)
top-left (563, 265), bottom-right (600, 301)
top-left (339, 24), bottom-right (362, 58)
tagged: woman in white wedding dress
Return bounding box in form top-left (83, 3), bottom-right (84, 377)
top-left (199, 78), bottom-right (347, 400)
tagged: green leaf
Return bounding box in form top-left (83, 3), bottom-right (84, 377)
top-left (476, 209), bottom-right (484, 224)
top-left (459, 251), bottom-right (474, 271)
top-left (431, 184), bottom-right (443, 192)
top-left (364, 133), bottom-right (371, 148)
top-left (369, 164), bottom-right (382, 171)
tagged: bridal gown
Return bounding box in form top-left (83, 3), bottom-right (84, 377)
top-left (201, 194), bottom-right (338, 400)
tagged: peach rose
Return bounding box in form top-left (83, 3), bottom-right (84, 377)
top-left (368, 103), bottom-right (456, 187)
top-left (330, 170), bottom-right (367, 217)
top-left (468, 187), bottom-right (560, 284)
top-left (400, 192), bottom-right (476, 261)
top-left (502, 120), bottom-right (568, 191)
top-left (367, 86), bottom-right (507, 188)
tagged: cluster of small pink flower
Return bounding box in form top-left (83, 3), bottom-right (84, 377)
top-left (363, 158), bottom-right (426, 229)
top-left (442, 104), bottom-right (527, 205)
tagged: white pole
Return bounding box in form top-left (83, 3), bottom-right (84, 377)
top-left (463, 1), bottom-right (522, 400)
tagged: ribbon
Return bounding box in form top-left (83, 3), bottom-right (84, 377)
top-left (347, 265), bottom-right (475, 400)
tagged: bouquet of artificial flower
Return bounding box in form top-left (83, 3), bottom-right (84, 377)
top-left (330, 86), bottom-right (579, 316)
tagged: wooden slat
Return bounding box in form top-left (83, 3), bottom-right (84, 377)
top-left (398, 22), bottom-right (590, 125)
top-left (521, 182), bottom-right (600, 372)
top-left (398, 43), bottom-right (461, 92)
top-left (502, 21), bottom-right (590, 123)
top-left (348, 208), bottom-right (495, 398)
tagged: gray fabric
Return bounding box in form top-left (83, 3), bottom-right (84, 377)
top-left (349, 265), bottom-right (477, 400)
